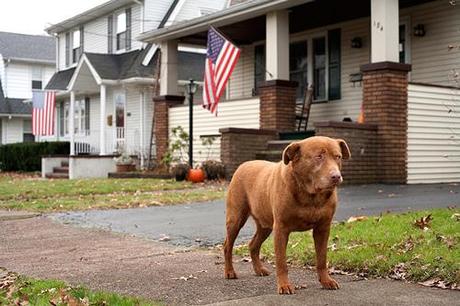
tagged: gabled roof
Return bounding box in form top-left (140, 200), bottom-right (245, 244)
top-left (45, 46), bottom-right (206, 91)
top-left (45, 0), bottom-right (137, 34)
top-left (0, 80), bottom-right (32, 116)
top-left (0, 32), bottom-right (55, 64)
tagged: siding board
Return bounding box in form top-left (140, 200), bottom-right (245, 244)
top-left (407, 83), bottom-right (460, 184)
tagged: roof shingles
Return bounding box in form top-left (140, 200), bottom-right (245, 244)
top-left (0, 32), bottom-right (55, 63)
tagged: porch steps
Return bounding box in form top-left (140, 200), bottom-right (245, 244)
top-left (255, 140), bottom-right (295, 162)
top-left (45, 160), bottom-right (69, 179)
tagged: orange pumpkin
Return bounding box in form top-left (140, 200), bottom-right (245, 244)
top-left (188, 168), bottom-right (205, 183)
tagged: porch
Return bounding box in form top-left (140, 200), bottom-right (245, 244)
top-left (144, 0), bottom-right (460, 184)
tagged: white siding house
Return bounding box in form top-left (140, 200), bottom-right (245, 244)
top-left (42, 0), bottom-right (227, 178)
top-left (0, 32), bottom-right (55, 144)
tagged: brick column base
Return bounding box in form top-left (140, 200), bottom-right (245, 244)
top-left (220, 128), bottom-right (278, 178)
top-left (258, 80), bottom-right (298, 132)
top-left (153, 95), bottom-right (185, 163)
top-left (361, 62), bottom-right (411, 184)
top-left (315, 121), bottom-right (378, 184)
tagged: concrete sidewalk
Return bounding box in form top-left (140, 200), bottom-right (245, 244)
top-left (50, 183), bottom-right (460, 247)
top-left (0, 214), bottom-right (458, 305)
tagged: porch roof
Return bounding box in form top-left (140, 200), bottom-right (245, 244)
top-left (0, 81), bottom-right (32, 116)
top-left (45, 46), bottom-right (205, 91)
top-left (138, 0), bottom-right (436, 46)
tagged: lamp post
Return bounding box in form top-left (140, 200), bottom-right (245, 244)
top-left (186, 79), bottom-right (198, 169)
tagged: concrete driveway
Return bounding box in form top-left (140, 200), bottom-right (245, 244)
top-left (50, 183), bottom-right (460, 247)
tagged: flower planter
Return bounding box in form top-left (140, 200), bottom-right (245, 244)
top-left (116, 164), bottom-right (136, 173)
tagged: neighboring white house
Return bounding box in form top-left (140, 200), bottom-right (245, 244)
top-left (0, 32), bottom-right (55, 144)
top-left (42, 0), bottom-right (228, 178)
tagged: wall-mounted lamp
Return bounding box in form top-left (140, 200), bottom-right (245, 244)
top-left (351, 37), bottom-right (362, 49)
top-left (414, 24), bottom-right (426, 37)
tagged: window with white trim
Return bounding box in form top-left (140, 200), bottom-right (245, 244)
top-left (116, 12), bottom-right (127, 50)
top-left (31, 66), bottom-right (43, 90)
top-left (60, 99), bottom-right (89, 136)
top-left (72, 30), bottom-right (81, 63)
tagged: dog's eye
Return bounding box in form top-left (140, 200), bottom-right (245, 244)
top-left (315, 154), bottom-right (324, 161)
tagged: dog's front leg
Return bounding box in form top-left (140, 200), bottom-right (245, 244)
top-left (313, 223), bottom-right (339, 290)
top-left (273, 224), bottom-right (295, 294)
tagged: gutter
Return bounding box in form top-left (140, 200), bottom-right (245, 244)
top-left (137, 0), bottom-right (312, 43)
top-left (6, 57), bottom-right (55, 65)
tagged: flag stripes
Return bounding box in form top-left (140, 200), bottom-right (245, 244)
top-left (203, 27), bottom-right (241, 115)
top-left (32, 91), bottom-right (56, 136)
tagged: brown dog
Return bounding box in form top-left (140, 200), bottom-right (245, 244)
top-left (224, 136), bottom-right (350, 294)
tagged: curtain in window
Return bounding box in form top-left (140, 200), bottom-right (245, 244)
top-left (65, 33), bottom-right (70, 66)
top-left (290, 41), bottom-right (308, 100)
top-left (85, 98), bottom-right (90, 135)
top-left (254, 44), bottom-right (265, 95)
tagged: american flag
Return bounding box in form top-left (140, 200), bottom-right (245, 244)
top-left (32, 90), bottom-right (56, 136)
top-left (203, 27), bottom-right (241, 115)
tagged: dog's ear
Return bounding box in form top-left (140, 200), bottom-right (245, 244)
top-left (337, 139), bottom-right (351, 160)
top-left (283, 142), bottom-right (300, 165)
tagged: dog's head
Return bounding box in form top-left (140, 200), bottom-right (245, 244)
top-left (282, 136), bottom-right (351, 193)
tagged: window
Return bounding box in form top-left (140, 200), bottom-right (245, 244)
top-left (60, 99), bottom-right (89, 136)
top-left (287, 29), bottom-right (341, 102)
top-left (72, 30), bottom-right (81, 63)
top-left (65, 32), bottom-right (71, 67)
top-left (23, 120), bottom-right (34, 143)
top-left (31, 67), bottom-right (42, 90)
top-left (254, 44), bottom-right (266, 95)
top-left (290, 41), bottom-right (308, 100)
top-left (116, 12), bottom-right (127, 50)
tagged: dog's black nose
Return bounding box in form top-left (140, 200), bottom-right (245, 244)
top-left (331, 173), bottom-right (342, 183)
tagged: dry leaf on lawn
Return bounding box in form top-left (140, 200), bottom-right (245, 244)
top-left (347, 216), bottom-right (368, 223)
top-left (413, 214), bottom-right (433, 230)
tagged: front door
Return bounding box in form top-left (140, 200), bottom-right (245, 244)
top-left (114, 91), bottom-right (126, 150)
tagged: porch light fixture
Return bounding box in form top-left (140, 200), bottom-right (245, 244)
top-left (414, 24), bottom-right (426, 37)
top-left (351, 37), bottom-right (362, 49)
top-left (186, 79), bottom-right (198, 168)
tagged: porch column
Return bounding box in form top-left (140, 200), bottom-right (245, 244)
top-left (360, 0), bottom-right (411, 183)
top-left (100, 84), bottom-right (107, 155)
top-left (258, 10), bottom-right (297, 132)
top-left (265, 10), bottom-right (289, 80)
top-left (159, 40), bottom-right (179, 96)
top-left (69, 91), bottom-right (75, 156)
top-left (370, 0), bottom-right (399, 63)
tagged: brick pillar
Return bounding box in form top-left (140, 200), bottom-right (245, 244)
top-left (361, 62), bottom-right (411, 184)
top-left (258, 80), bottom-right (298, 132)
top-left (153, 95), bottom-right (184, 162)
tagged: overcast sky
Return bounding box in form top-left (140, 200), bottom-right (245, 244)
top-left (0, 0), bottom-right (109, 36)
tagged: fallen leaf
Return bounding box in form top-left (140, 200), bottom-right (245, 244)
top-left (240, 257), bottom-right (252, 263)
top-left (413, 214), bottom-right (433, 230)
top-left (347, 216), bottom-right (368, 223)
top-left (451, 213), bottom-right (460, 221)
top-left (158, 235), bottom-right (170, 242)
top-left (389, 263), bottom-right (407, 280)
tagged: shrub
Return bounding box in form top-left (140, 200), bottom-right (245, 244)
top-left (201, 160), bottom-right (226, 180)
top-left (0, 142), bottom-right (70, 172)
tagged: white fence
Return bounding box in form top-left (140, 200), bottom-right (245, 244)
top-left (407, 83), bottom-right (460, 183)
top-left (169, 97), bottom-right (260, 164)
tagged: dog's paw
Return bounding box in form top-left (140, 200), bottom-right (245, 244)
top-left (320, 277), bottom-right (340, 290)
top-left (254, 266), bottom-right (270, 277)
top-left (224, 270), bottom-right (238, 279)
top-left (277, 282), bottom-right (295, 294)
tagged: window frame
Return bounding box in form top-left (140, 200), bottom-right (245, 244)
top-left (22, 119), bottom-right (34, 143)
top-left (116, 12), bottom-right (127, 51)
top-left (61, 99), bottom-right (88, 137)
top-left (31, 66), bottom-right (43, 90)
top-left (290, 30), bottom-right (329, 103)
top-left (72, 30), bottom-right (81, 64)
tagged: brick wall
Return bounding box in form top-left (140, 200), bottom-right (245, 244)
top-left (361, 62), bottom-right (411, 184)
top-left (153, 95), bottom-right (184, 163)
top-left (315, 121), bottom-right (378, 184)
top-left (220, 128), bottom-right (278, 178)
top-left (258, 80), bottom-right (297, 132)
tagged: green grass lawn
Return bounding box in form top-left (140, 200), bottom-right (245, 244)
top-left (236, 208), bottom-right (460, 284)
top-left (0, 271), bottom-right (160, 306)
top-left (0, 174), bottom-right (226, 212)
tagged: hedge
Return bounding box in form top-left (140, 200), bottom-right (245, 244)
top-left (0, 142), bottom-right (70, 172)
